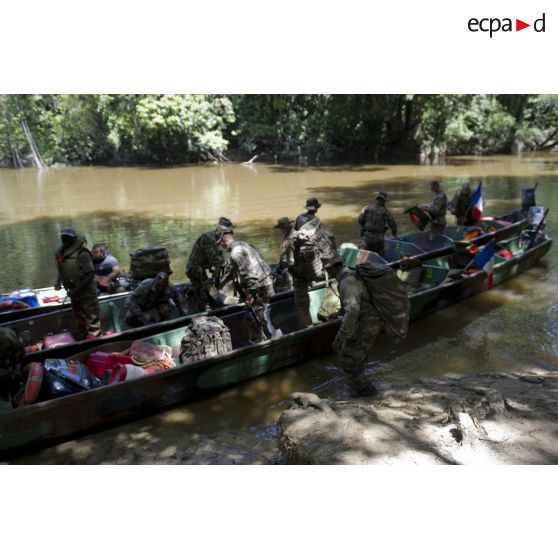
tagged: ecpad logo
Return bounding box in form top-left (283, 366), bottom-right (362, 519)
top-left (468, 13), bottom-right (546, 37)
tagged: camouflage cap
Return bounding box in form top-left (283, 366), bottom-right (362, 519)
top-left (376, 191), bottom-right (388, 201)
top-left (273, 217), bottom-right (294, 229)
top-left (60, 227), bottom-right (77, 238)
top-left (305, 197), bottom-right (322, 210)
top-left (323, 254), bottom-right (344, 269)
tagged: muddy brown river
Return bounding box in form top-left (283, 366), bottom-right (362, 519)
top-left (1, 154), bottom-right (557, 463)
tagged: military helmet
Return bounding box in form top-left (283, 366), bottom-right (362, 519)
top-left (304, 197), bottom-right (322, 210)
top-left (60, 227), bottom-right (77, 238)
top-left (376, 191), bottom-right (388, 201)
top-left (273, 217), bottom-right (294, 229)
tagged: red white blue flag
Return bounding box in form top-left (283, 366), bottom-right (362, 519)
top-left (471, 183), bottom-right (483, 221)
top-left (473, 239), bottom-right (495, 287)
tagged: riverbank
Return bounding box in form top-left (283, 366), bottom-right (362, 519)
top-left (9, 365), bottom-right (557, 465)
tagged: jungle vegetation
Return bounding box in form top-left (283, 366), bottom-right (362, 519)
top-left (1, 94), bottom-right (557, 167)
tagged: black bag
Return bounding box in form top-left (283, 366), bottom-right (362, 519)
top-left (129, 247), bottom-right (172, 281)
top-left (41, 358), bottom-right (101, 400)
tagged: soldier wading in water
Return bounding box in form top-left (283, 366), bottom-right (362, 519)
top-left (323, 255), bottom-right (410, 397)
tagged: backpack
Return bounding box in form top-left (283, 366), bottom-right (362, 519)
top-left (355, 262), bottom-right (410, 340)
top-left (179, 316), bottom-right (232, 364)
top-left (129, 247), bottom-right (172, 282)
top-left (294, 218), bottom-right (337, 281)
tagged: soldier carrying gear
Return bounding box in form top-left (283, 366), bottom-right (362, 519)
top-left (218, 230), bottom-right (278, 343)
top-left (418, 180), bottom-right (448, 235)
top-left (295, 197), bottom-right (322, 231)
top-left (273, 217), bottom-right (295, 292)
top-left (54, 227), bottom-right (101, 339)
top-left (357, 191), bottom-right (398, 258)
top-left (448, 182), bottom-right (476, 227)
top-left (186, 217), bottom-right (234, 312)
top-left (324, 256), bottom-right (410, 397)
top-left (125, 272), bottom-right (184, 327)
top-left (290, 217), bottom-right (337, 327)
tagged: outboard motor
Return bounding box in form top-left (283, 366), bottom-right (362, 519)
top-left (527, 205), bottom-right (546, 229)
top-left (521, 205), bottom-right (548, 248)
top-left (521, 184), bottom-right (537, 213)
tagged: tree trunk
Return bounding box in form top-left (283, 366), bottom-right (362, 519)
top-left (14, 97), bottom-right (47, 169)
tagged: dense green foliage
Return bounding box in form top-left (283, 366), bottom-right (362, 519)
top-left (1, 94), bottom-right (557, 167)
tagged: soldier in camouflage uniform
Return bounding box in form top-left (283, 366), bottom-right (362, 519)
top-left (218, 231), bottom-right (278, 343)
top-left (125, 272), bottom-right (184, 327)
top-left (420, 180), bottom-right (448, 235)
top-left (186, 217), bottom-right (234, 312)
top-left (448, 182), bottom-right (476, 226)
top-left (357, 191), bottom-right (398, 258)
top-left (295, 197), bottom-right (322, 231)
top-left (324, 256), bottom-right (410, 397)
top-left (54, 227), bottom-right (101, 339)
top-left (0, 327), bottom-right (25, 400)
top-left (273, 217), bottom-right (295, 292)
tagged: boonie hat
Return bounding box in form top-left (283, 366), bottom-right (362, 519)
top-left (304, 197), bottom-right (322, 210)
top-left (274, 217), bottom-right (294, 229)
top-left (215, 216), bottom-right (234, 234)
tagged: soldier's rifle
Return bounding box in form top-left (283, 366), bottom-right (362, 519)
top-left (231, 277), bottom-right (270, 341)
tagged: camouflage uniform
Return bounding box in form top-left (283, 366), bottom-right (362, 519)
top-left (428, 190), bottom-right (448, 234)
top-left (227, 240), bottom-right (276, 342)
top-left (358, 202), bottom-right (398, 258)
top-left (333, 267), bottom-right (382, 378)
top-left (186, 230), bottom-right (225, 311)
top-left (449, 188), bottom-right (475, 226)
top-left (290, 232), bottom-right (315, 327)
top-left (332, 263), bottom-right (410, 395)
top-left (55, 233), bottom-right (101, 338)
top-left (125, 278), bottom-right (181, 326)
top-left (0, 327), bottom-right (24, 398)
top-left (274, 228), bottom-right (295, 292)
top-left (295, 211), bottom-right (319, 231)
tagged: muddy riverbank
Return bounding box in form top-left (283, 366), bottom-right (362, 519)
top-left (8, 364), bottom-right (557, 465)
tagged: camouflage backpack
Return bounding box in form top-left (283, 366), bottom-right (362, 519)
top-left (179, 316), bottom-right (232, 364)
top-left (294, 218), bottom-right (338, 281)
top-left (355, 262), bottom-right (410, 340)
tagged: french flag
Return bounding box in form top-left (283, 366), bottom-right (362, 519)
top-left (471, 183), bottom-right (483, 221)
top-left (473, 240), bottom-right (495, 288)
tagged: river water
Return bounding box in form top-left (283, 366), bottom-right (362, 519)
top-left (1, 154), bottom-right (557, 463)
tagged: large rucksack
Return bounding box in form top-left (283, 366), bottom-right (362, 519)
top-left (179, 316), bottom-right (232, 364)
top-left (355, 262), bottom-right (410, 340)
top-left (129, 247), bottom-right (172, 282)
top-left (294, 218), bottom-right (337, 281)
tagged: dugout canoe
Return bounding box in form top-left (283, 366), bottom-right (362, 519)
top-left (0, 228), bottom-right (551, 456)
top-left (0, 208), bottom-right (529, 351)
top-left (0, 204), bottom-right (528, 326)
